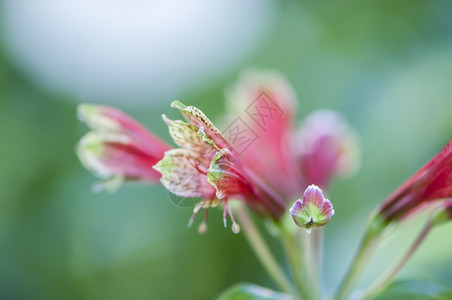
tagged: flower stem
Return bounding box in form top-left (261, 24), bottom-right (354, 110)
top-left (362, 218), bottom-right (433, 299)
top-left (310, 228), bottom-right (323, 298)
top-left (281, 232), bottom-right (313, 300)
top-left (335, 228), bottom-right (380, 300)
top-left (235, 206), bottom-right (293, 295)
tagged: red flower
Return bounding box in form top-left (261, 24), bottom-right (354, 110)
top-left (77, 104), bottom-right (170, 191)
top-left (378, 139), bottom-right (452, 223)
top-left (153, 101), bottom-right (286, 233)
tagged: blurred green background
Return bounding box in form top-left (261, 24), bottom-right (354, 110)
top-left (1, 0), bottom-right (452, 299)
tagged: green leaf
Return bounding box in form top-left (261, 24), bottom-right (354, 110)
top-left (217, 283), bottom-right (292, 300)
top-left (374, 279), bottom-right (452, 300)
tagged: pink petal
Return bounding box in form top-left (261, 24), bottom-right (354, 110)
top-left (77, 104), bottom-right (170, 184)
top-left (223, 70), bottom-right (302, 199)
top-left (297, 110), bottom-right (359, 189)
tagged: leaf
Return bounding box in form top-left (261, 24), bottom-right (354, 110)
top-left (373, 279), bottom-right (452, 300)
top-left (217, 283), bottom-right (292, 300)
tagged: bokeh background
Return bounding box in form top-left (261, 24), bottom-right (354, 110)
top-left (1, 0), bottom-right (452, 299)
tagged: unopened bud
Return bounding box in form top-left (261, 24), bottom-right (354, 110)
top-left (289, 185), bottom-right (335, 231)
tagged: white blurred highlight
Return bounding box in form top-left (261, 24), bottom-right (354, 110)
top-left (1, 0), bottom-right (273, 106)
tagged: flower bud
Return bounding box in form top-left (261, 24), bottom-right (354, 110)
top-left (289, 185), bottom-right (334, 232)
top-left (378, 139), bottom-right (452, 223)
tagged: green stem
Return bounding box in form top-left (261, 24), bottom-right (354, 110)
top-left (281, 232), bottom-right (312, 300)
top-left (235, 207), bottom-right (293, 295)
top-left (362, 219), bottom-right (433, 300)
top-left (335, 229), bottom-right (380, 300)
top-left (310, 228), bottom-right (323, 298)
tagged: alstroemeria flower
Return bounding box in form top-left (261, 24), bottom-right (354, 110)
top-left (289, 185), bottom-right (335, 232)
top-left (153, 101), bottom-right (286, 233)
top-left (77, 104), bottom-right (170, 191)
top-left (378, 139), bottom-right (452, 223)
top-left (224, 69), bottom-right (303, 199)
top-left (224, 69), bottom-right (359, 199)
top-left (297, 110), bottom-right (360, 189)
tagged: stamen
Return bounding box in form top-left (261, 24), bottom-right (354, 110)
top-left (232, 222), bottom-right (241, 234)
top-left (227, 201), bottom-right (237, 224)
top-left (188, 202), bottom-right (203, 228)
top-left (198, 208), bottom-right (209, 234)
top-left (198, 221), bottom-right (208, 234)
top-left (223, 201), bottom-right (228, 228)
top-left (227, 200), bottom-right (240, 234)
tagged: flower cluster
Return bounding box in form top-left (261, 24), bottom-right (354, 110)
top-left (77, 70), bottom-right (358, 233)
top-left (76, 69), bottom-right (452, 300)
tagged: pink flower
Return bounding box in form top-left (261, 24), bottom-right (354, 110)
top-left (153, 101), bottom-right (286, 233)
top-left (77, 104), bottom-right (170, 191)
top-left (224, 70), bottom-right (303, 199)
top-left (378, 139), bottom-right (452, 223)
top-left (297, 110), bottom-right (359, 189)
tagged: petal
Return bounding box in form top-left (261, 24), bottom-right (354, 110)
top-left (78, 104), bottom-right (170, 157)
top-left (77, 131), bottom-right (162, 182)
top-left (223, 69), bottom-right (302, 198)
top-left (162, 114), bottom-right (218, 162)
top-left (207, 148), bottom-right (254, 199)
top-left (297, 109), bottom-right (360, 189)
top-left (77, 104), bottom-right (171, 187)
top-left (153, 149), bottom-right (216, 198)
top-left (207, 148), bottom-right (285, 219)
top-left (171, 101), bottom-right (230, 150)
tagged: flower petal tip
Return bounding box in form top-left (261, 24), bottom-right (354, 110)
top-left (171, 100), bottom-right (186, 110)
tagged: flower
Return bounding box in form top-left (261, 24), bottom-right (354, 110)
top-left (289, 185), bottom-right (335, 232)
top-left (153, 101), bottom-right (286, 233)
top-left (297, 110), bottom-right (360, 189)
top-left (224, 69), bottom-right (302, 199)
top-left (224, 69), bottom-right (359, 197)
top-left (77, 104), bottom-right (170, 192)
top-left (378, 139), bottom-right (452, 223)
